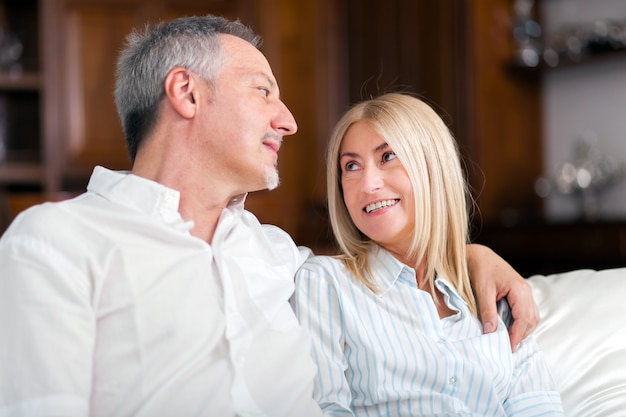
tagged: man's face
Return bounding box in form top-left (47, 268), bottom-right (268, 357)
top-left (199, 34), bottom-right (298, 196)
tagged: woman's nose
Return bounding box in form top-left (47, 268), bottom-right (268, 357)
top-left (361, 166), bottom-right (383, 193)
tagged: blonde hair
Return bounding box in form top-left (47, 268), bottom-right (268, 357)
top-left (326, 92), bottom-right (477, 316)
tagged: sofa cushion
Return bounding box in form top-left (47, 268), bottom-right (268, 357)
top-left (527, 268), bottom-right (626, 417)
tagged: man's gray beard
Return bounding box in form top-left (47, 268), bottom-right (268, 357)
top-left (265, 167), bottom-right (280, 190)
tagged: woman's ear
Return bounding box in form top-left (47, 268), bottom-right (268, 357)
top-left (164, 67), bottom-right (197, 119)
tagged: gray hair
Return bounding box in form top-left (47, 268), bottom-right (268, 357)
top-left (114, 15), bottom-right (260, 161)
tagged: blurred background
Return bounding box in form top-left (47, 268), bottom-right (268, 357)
top-left (1, 0), bottom-right (625, 276)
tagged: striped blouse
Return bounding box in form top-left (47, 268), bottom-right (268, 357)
top-left (294, 245), bottom-right (563, 416)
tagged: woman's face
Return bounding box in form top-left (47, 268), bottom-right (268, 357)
top-left (339, 120), bottom-right (415, 254)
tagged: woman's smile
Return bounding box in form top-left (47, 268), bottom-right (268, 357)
top-left (364, 199), bottom-right (400, 214)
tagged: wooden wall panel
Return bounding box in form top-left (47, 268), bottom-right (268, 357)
top-left (245, 0), bottom-right (319, 240)
top-left (245, 0), bottom-right (340, 246)
top-left (464, 0), bottom-right (543, 225)
top-left (64, 6), bottom-right (133, 174)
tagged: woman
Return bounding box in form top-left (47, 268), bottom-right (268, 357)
top-left (294, 93), bottom-right (563, 416)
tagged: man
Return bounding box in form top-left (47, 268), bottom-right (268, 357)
top-left (0, 15), bottom-right (537, 417)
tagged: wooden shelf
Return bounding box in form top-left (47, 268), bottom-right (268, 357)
top-left (509, 47), bottom-right (626, 76)
top-left (0, 162), bottom-right (43, 184)
top-left (0, 72), bottom-right (40, 91)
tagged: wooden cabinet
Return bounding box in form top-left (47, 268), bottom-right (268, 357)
top-left (0, 0), bottom-right (42, 230)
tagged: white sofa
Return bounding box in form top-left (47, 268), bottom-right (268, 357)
top-left (527, 267), bottom-right (626, 416)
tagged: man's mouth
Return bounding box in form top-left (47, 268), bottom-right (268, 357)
top-left (263, 135), bottom-right (283, 154)
top-left (364, 199), bottom-right (399, 213)
top-left (264, 142), bottom-right (280, 153)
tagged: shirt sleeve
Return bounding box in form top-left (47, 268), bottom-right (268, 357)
top-left (503, 335), bottom-right (564, 416)
top-left (0, 216), bottom-right (94, 417)
top-left (294, 260), bottom-right (355, 416)
top-left (260, 223), bottom-right (312, 271)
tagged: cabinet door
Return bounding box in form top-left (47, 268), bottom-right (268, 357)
top-left (52, 0), bottom-right (253, 186)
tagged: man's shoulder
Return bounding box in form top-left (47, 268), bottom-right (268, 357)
top-left (259, 222), bottom-right (294, 244)
top-left (5, 197), bottom-right (79, 230)
top-left (1, 192), bottom-right (106, 243)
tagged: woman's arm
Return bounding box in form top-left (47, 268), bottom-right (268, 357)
top-left (467, 244), bottom-right (540, 351)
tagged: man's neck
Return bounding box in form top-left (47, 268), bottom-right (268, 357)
top-left (132, 143), bottom-right (243, 243)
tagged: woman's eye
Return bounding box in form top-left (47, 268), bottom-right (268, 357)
top-left (344, 161), bottom-right (359, 172)
top-left (382, 151), bottom-right (397, 162)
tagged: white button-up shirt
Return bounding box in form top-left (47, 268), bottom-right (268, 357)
top-left (0, 166), bottom-right (322, 417)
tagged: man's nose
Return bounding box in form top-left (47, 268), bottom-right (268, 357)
top-left (273, 100), bottom-right (298, 135)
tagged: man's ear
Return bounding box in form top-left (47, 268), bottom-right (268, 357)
top-left (164, 67), bottom-right (197, 119)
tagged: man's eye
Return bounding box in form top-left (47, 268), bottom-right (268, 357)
top-left (259, 87), bottom-right (270, 96)
top-left (382, 151), bottom-right (397, 162)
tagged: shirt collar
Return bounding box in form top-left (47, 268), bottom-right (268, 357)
top-left (86, 166), bottom-right (193, 231)
top-left (369, 244), bottom-right (464, 305)
top-left (368, 245), bottom-right (415, 296)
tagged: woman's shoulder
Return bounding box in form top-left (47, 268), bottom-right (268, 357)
top-left (296, 255), bottom-right (352, 285)
top-left (295, 256), bottom-right (362, 307)
top-left (300, 254), bottom-right (345, 271)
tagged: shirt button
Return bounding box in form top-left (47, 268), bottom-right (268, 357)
top-left (449, 376), bottom-right (457, 384)
top-left (437, 339), bottom-right (445, 344)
